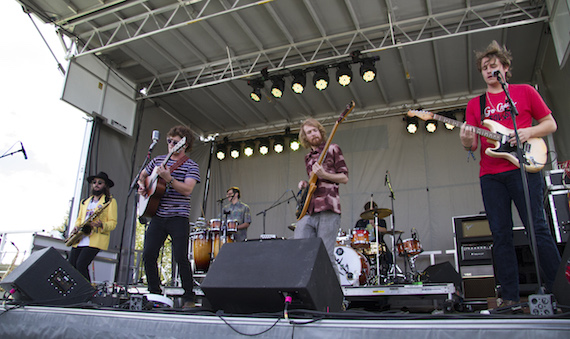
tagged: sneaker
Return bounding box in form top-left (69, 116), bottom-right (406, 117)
top-left (183, 300), bottom-right (196, 309)
top-left (497, 298), bottom-right (517, 308)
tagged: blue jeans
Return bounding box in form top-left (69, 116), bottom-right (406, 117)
top-left (481, 170), bottom-right (561, 301)
top-left (294, 211), bottom-right (340, 278)
top-left (143, 216), bottom-right (194, 301)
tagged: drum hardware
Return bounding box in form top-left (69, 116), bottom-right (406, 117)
top-left (359, 207), bottom-right (392, 220)
top-left (288, 223), bottom-right (296, 231)
top-left (381, 229), bottom-right (404, 235)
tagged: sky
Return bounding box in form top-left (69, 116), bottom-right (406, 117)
top-left (0, 2), bottom-right (87, 263)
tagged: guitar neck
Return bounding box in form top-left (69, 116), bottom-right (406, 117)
top-left (431, 113), bottom-right (502, 141)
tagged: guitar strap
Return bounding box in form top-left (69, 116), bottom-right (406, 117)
top-left (479, 94), bottom-right (486, 122)
top-left (169, 155), bottom-right (189, 174)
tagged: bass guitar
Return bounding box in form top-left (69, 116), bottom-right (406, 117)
top-left (407, 110), bottom-right (547, 173)
top-left (138, 137), bottom-right (186, 217)
top-left (296, 101), bottom-right (355, 220)
top-left (65, 200), bottom-right (112, 247)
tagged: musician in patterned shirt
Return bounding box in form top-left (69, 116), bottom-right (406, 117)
top-left (138, 125), bottom-right (200, 308)
top-left (69, 171), bottom-right (117, 282)
top-left (222, 187), bottom-right (251, 242)
top-left (295, 118), bottom-right (349, 279)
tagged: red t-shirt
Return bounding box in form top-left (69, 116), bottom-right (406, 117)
top-left (465, 84), bottom-right (551, 177)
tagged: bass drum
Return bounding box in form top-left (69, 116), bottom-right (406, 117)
top-left (335, 246), bottom-right (370, 286)
top-left (192, 231), bottom-right (211, 272)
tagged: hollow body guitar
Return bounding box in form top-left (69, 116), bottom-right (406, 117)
top-left (138, 137), bottom-right (186, 217)
top-left (407, 110), bottom-right (547, 173)
top-left (296, 101), bottom-right (355, 220)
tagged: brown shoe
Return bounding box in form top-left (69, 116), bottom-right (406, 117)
top-left (183, 300), bottom-right (195, 309)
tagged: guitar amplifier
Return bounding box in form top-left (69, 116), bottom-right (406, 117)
top-left (461, 243), bottom-right (493, 261)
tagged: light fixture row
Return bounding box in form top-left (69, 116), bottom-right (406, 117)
top-left (216, 135), bottom-right (301, 160)
top-left (247, 52), bottom-right (380, 102)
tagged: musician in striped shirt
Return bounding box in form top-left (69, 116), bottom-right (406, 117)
top-left (138, 125), bottom-right (200, 308)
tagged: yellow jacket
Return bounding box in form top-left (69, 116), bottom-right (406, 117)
top-left (74, 195), bottom-right (118, 250)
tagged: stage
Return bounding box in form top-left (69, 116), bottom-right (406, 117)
top-left (1, 303), bottom-right (569, 338)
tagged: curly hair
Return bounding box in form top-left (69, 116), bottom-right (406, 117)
top-left (167, 125), bottom-right (195, 152)
top-left (475, 40), bottom-right (513, 79)
top-left (299, 118), bottom-right (327, 149)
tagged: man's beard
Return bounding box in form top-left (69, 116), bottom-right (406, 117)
top-left (309, 135), bottom-right (323, 146)
top-left (92, 187), bottom-right (105, 196)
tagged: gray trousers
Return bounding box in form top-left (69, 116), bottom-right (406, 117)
top-left (294, 210), bottom-right (340, 279)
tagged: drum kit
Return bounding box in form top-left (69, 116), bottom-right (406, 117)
top-left (334, 207), bottom-right (424, 287)
top-left (190, 216), bottom-right (237, 272)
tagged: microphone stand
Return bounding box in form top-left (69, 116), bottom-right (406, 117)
top-left (256, 189), bottom-right (297, 236)
top-left (0, 148), bottom-right (26, 159)
top-left (385, 171), bottom-right (400, 283)
top-left (122, 139), bottom-right (156, 287)
top-left (217, 196), bottom-right (229, 250)
top-left (496, 74), bottom-right (545, 295)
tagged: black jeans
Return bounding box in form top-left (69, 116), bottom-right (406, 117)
top-left (69, 246), bottom-right (100, 281)
top-left (142, 216), bottom-right (194, 301)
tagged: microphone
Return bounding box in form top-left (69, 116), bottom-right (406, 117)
top-left (20, 142), bottom-right (28, 160)
top-left (492, 70), bottom-right (501, 78)
top-left (149, 130), bottom-right (160, 151)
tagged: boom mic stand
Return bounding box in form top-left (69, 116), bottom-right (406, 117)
top-left (256, 189), bottom-right (297, 236)
top-left (496, 73), bottom-right (552, 312)
top-left (385, 170), bottom-right (403, 283)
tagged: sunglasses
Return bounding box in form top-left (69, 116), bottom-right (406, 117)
top-left (167, 138), bottom-right (182, 145)
top-left (92, 180), bottom-right (106, 185)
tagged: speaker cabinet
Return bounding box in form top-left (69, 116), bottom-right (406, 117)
top-left (463, 277), bottom-right (496, 299)
top-left (201, 238), bottom-right (343, 314)
top-left (0, 247), bottom-right (95, 305)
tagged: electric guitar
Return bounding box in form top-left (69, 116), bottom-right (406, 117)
top-left (407, 110), bottom-right (547, 173)
top-left (296, 101), bottom-right (355, 220)
top-left (138, 137), bottom-right (186, 217)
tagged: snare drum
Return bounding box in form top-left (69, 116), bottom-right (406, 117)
top-left (396, 238), bottom-right (423, 256)
top-left (209, 218), bottom-right (221, 232)
top-left (335, 246), bottom-right (370, 286)
top-left (351, 229), bottom-right (370, 249)
top-left (226, 219), bottom-right (238, 233)
top-left (192, 231), bottom-right (211, 272)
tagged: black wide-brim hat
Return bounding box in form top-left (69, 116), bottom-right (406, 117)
top-left (87, 171), bottom-right (115, 188)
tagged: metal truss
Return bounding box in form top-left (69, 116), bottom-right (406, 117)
top-left (58, 0), bottom-right (548, 99)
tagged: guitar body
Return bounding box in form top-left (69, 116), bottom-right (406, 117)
top-left (295, 176), bottom-right (317, 219)
top-left (138, 168), bottom-right (167, 218)
top-left (482, 120), bottom-right (547, 173)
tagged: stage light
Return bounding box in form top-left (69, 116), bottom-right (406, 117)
top-left (216, 145), bottom-right (226, 160)
top-left (425, 120), bottom-right (438, 133)
top-left (258, 139), bottom-right (269, 155)
top-left (243, 141), bottom-right (255, 157)
top-left (313, 67), bottom-right (329, 91)
top-left (270, 76), bottom-right (285, 98)
top-left (248, 79), bottom-right (264, 102)
top-left (336, 63), bottom-right (352, 86)
top-left (360, 59), bottom-right (377, 82)
top-left (289, 136), bottom-right (300, 151)
top-left (441, 112), bottom-right (456, 130)
top-left (291, 70), bottom-right (306, 94)
top-left (230, 143), bottom-right (240, 159)
top-left (273, 137), bottom-right (284, 153)
top-left (405, 116), bottom-right (418, 134)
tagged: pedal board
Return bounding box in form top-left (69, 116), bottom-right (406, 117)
top-left (528, 294), bottom-right (556, 315)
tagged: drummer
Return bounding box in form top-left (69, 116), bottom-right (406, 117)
top-left (354, 201), bottom-right (387, 242)
top-left (220, 186), bottom-right (252, 242)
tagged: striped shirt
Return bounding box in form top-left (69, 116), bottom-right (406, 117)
top-left (145, 155), bottom-right (201, 218)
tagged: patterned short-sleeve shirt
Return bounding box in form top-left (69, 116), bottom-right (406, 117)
top-left (305, 142), bottom-right (348, 215)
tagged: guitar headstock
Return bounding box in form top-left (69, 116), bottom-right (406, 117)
top-left (338, 101), bottom-right (355, 123)
top-left (172, 137), bottom-right (187, 153)
top-left (407, 110), bottom-right (434, 121)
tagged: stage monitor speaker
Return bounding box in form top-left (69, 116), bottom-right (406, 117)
top-left (422, 262), bottom-right (462, 292)
top-left (553, 240), bottom-right (570, 309)
top-left (201, 238), bottom-right (343, 314)
top-left (0, 247), bottom-right (95, 305)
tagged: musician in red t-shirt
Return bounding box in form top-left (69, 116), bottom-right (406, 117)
top-left (460, 41), bottom-right (560, 307)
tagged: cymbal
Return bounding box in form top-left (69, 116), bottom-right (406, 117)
top-left (381, 229), bottom-right (404, 235)
top-left (288, 224), bottom-right (296, 231)
top-left (360, 208), bottom-right (392, 220)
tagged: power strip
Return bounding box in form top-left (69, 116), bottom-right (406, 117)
top-left (528, 294), bottom-right (556, 315)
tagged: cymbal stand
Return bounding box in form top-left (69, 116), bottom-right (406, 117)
top-left (385, 170), bottom-right (402, 283)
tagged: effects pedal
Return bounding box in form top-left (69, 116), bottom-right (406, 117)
top-left (528, 294), bottom-right (556, 315)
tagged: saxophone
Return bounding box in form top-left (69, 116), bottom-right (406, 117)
top-left (65, 200), bottom-right (111, 247)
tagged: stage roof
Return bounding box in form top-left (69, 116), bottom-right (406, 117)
top-left (16, 0), bottom-right (552, 139)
